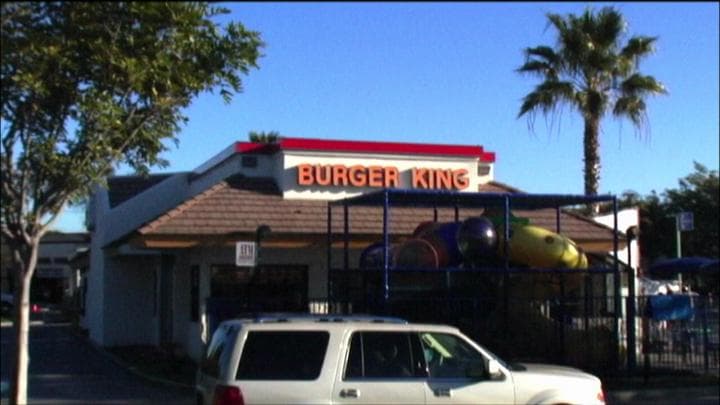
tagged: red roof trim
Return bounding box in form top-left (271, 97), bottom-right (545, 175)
top-left (235, 137), bottom-right (495, 162)
top-left (234, 142), bottom-right (279, 154)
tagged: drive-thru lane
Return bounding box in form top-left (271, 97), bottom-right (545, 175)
top-left (1, 322), bottom-right (193, 404)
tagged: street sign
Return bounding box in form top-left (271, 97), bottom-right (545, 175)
top-left (235, 241), bottom-right (256, 267)
top-left (678, 212), bottom-right (694, 232)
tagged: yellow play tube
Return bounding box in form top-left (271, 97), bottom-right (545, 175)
top-left (498, 224), bottom-right (588, 269)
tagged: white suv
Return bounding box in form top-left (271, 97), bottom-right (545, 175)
top-left (195, 315), bottom-right (605, 405)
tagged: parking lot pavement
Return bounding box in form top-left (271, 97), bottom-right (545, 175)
top-left (1, 322), bottom-right (194, 404)
top-left (4, 319), bottom-right (716, 405)
top-left (606, 385), bottom-right (720, 405)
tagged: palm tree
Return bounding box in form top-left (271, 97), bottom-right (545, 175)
top-left (249, 130), bottom-right (280, 143)
top-left (517, 7), bottom-right (666, 212)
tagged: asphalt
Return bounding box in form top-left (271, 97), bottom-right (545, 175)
top-left (3, 319), bottom-right (718, 405)
top-left (1, 319), bottom-right (193, 404)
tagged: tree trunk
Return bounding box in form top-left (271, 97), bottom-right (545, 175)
top-left (10, 240), bottom-right (39, 405)
top-left (583, 116), bottom-right (601, 214)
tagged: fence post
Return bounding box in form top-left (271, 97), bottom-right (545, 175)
top-left (560, 274), bottom-right (566, 364)
top-left (642, 310), bottom-right (651, 383)
top-left (327, 202), bottom-right (333, 307)
top-left (701, 296), bottom-right (709, 373)
top-left (612, 197), bottom-right (623, 371)
top-left (627, 265), bottom-right (637, 373)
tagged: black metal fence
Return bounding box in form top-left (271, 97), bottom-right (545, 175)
top-left (637, 294), bottom-right (719, 375)
top-left (203, 267), bottom-right (719, 376)
top-left (325, 268), bottom-right (720, 376)
top-left (327, 268), bottom-right (620, 374)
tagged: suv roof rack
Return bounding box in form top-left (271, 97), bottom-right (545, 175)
top-left (246, 313), bottom-right (408, 324)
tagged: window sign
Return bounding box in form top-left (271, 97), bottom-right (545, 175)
top-left (236, 241), bottom-right (256, 267)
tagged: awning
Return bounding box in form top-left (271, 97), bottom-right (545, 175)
top-left (647, 256), bottom-right (719, 279)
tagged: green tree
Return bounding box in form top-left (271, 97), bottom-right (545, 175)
top-left (1, 3), bottom-right (263, 403)
top-left (618, 162), bottom-right (719, 264)
top-left (633, 191), bottom-right (674, 264)
top-left (663, 162), bottom-right (719, 259)
top-left (517, 7), bottom-right (666, 212)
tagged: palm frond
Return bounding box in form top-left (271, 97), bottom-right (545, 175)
top-left (518, 46), bottom-right (563, 80)
top-left (518, 80), bottom-right (575, 118)
top-left (577, 89), bottom-right (609, 118)
top-left (621, 73), bottom-right (667, 96)
top-left (614, 95), bottom-right (647, 127)
top-left (621, 36), bottom-right (658, 60)
top-left (516, 60), bottom-right (552, 74)
top-left (524, 46), bottom-right (559, 63)
top-left (557, 15), bottom-right (592, 74)
top-left (594, 7), bottom-right (625, 49)
top-left (545, 13), bottom-right (568, 36)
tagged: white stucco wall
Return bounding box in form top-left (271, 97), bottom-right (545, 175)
top-left (102, 255), bottom-right (159, 346)
top-left (101, 173), bottom-right (190, 247)
top-left (86, 185), bottom-right (108, 344)
top-left (594, 208), bottom-right (640, 270)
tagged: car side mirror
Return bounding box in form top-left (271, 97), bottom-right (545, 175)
top-left (487, 359), bottom-right (504, 380)
top-left (466, 359), bottom-right (503, 381)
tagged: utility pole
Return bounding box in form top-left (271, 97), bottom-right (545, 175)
top-left (674, 215), bottom-right (682, 259)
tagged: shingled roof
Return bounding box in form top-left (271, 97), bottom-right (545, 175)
top-left (130, 174), bottom-right (620, 251)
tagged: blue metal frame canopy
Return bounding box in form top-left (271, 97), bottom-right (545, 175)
top-left (329, 188), bottom-right (615, 209)
top-left (647, 257), bottom-right (719, 279)
top-left (326, 188), bottom-right (621, 281)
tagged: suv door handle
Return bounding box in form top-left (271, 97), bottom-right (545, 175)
top-left (340, 388), bottom-right (360, 398)
top-left (434, 387), bottom-right (452, 397)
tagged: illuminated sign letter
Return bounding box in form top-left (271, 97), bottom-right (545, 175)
top-left (349, 165), bottom-right (367, 187)
top-left (367, 166), bottom-right (384, 187)
top-left (436, 169), bottom-right (453, 190)
top-left (332, 165), bottom-right (349, 186)
top-left (453, 169), bottom-right (469, 190)
top-left (297, 164), bottom-right (313, 186)
top-left (412, 168), bottom-right (429, 189)
top-left (315, 165), bottom-right (332, 186)
top-left (385, 167), bottom-right (399, 188)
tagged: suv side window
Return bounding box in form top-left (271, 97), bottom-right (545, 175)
top-left (236, 331), bottom-right (329, 380)
top-left (345, 332), bottom-right (425, 379)
top-left (420, 332), bottom-right (486, 379)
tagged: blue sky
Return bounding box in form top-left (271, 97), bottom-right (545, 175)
top-left (54, 2), bottom-right (719, 232)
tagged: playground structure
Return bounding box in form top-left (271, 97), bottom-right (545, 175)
top-left (326, 189), bottom-right (627, 373)
top-left (325, 188), bottom-right (719, 376)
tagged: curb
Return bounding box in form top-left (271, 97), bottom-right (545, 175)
top-left (67, 327), bottom-right (194, 390)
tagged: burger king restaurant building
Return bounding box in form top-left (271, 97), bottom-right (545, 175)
top-left (83, 137), bottom-right (627, 361)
